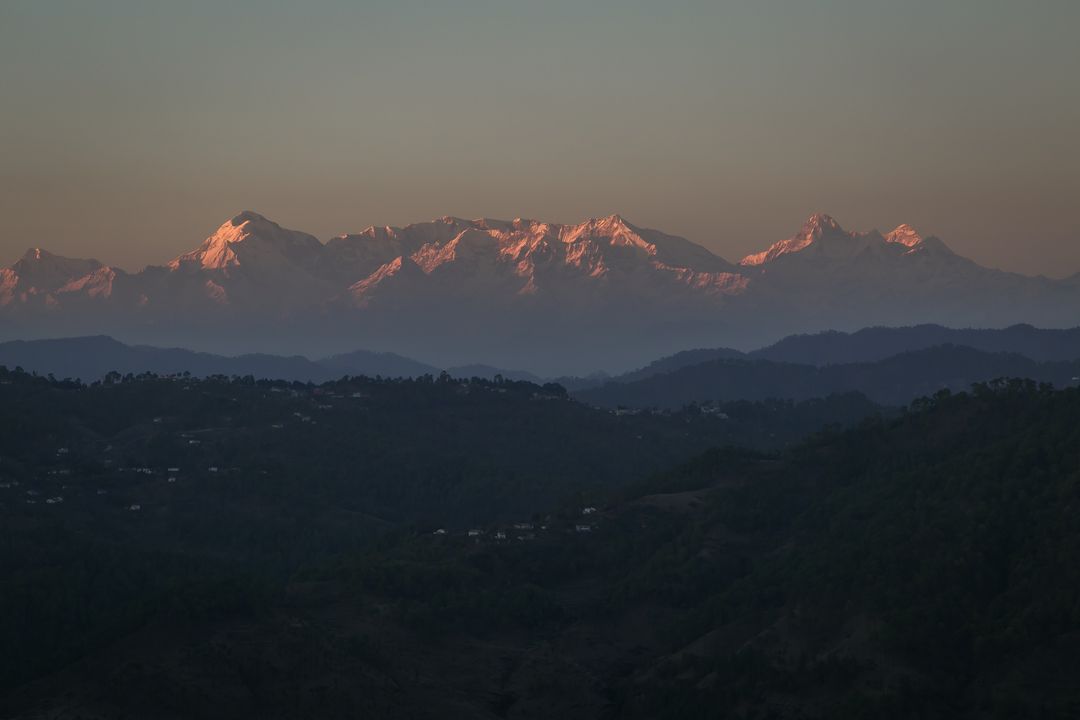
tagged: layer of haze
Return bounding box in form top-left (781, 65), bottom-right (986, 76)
top-left (2, 0), bottom-right (1078, 277)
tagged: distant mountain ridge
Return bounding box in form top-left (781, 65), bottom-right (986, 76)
top-left (0, 337), bottom-right (422, 383)
top-left (754, 323), bottom-right (1080, 365)
top-left (3, 212), bottom-right (1079, 373)
top-left (576, 345), bottom-right (1080, 409)
top-left (4, 324), bottom-right (1080, 389)
top-left (0, 336), bottom-right (550, 384)
top-left (600, 324), bottom-right (1080, 384)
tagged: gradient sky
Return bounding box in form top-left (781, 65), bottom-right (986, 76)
top-left (2, 0), bottom-right (1078, 277)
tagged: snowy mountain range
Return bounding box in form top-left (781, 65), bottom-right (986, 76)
top-left (2, 211), bottom-right (1078, 374)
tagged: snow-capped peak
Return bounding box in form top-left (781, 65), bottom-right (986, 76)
top-left (597, 212), bottom-right (628, 226)
top-left (171, 211), bottom-right (323, 271)
top-left (885, 223), bottom-right (923, 247)
top-left (739, 215), bottom-right (951, 267)
top-left (10, 248), bottom-right (106, 286)
top-left (18, 246), bottom-right (101, 266)
top-left (230, 210), bottom-right (271, 226)
top-left (802, 213), bottom-right (842, 234)
top-left (741, 213), bottom-right (849, 266)
top-left (0, 248), bottom-right (109, 306)
top-left (563, 214), bottom-right (651, 252)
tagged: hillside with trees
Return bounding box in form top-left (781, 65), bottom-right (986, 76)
top-left (3, 372), bottom-right (1079, 718)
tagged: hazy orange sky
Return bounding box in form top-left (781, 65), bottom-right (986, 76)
top-left (2, 1), bottom-right (1078, 276)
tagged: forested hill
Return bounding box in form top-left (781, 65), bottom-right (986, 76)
top-left (0, 365), bottom-right (881, 717)
top-left (597, 379), bottom-right (1080, 717)
top-left (3, 375), bottom-right (1080, 717)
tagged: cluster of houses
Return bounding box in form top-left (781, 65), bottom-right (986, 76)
top-left (610, 405), bottom-right (730, 419)
top-left (4, 448), bottom-right (219, 512)
top-left (16, 488), bottom-right (62, 506)
top-left (7, 432), bottom-right (256, 513)
top-left (431, 507), bottom-right (600, 542)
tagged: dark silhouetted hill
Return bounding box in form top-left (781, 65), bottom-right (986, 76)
top-left (755, 323), bottom-right (1080, 365)
top-left (576, 344), bottom-right (1080, 408)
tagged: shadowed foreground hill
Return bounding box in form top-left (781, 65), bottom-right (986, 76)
top-left (2, 376), bottom-right (1079, 718)
top-left (0, 366), bottom-right (882, 719)
top-left (597, 380), bottom-right (1080, 717)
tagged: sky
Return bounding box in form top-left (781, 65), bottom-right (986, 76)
top-left (2, 0), bottom-right (1078, 277)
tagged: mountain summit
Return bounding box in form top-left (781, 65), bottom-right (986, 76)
top-left (171, 211), bottom-right (324, 272)
top-left (740, 214), bottom-right (940, 266)
top-left (1, 212), bottom-right (1077, 373)
top-left (885, 223), bottom-right (923, 247)
top-left (740, 213), bottom-right (846, 265)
